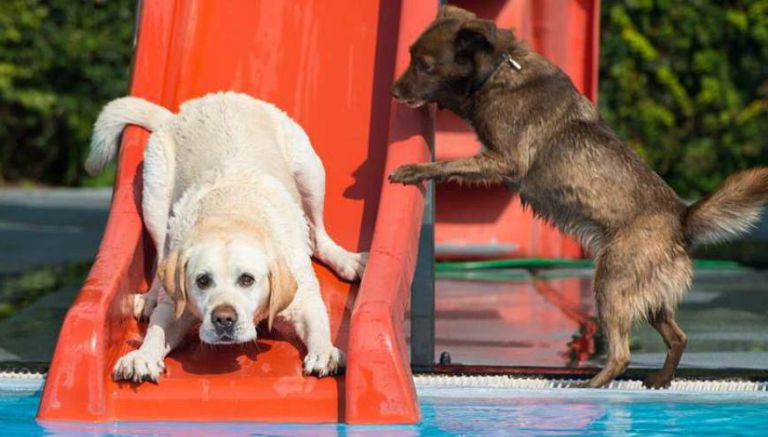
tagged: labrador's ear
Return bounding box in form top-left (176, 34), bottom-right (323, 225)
top-left (267, 257), bottom-right (298, 331)
top-left (157, 250), bottom-right (187, 319)
top-left (439, 5), bottom-right (477, 21)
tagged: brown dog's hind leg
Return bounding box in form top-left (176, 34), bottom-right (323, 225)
top-left (583, 243), bottom-right (645, 388)
top-left (585, 288), bottom-right (632, 388)
top-left (583, 215), bottom-right (693, 388)
top-left (643, 308), bottom-right (687, 389)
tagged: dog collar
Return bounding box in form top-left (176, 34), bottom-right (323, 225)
top-left (469, 52), bottom-right (522, 97)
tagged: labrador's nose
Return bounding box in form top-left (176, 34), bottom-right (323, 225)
top-left (211, 304), bottom-right (238, 333)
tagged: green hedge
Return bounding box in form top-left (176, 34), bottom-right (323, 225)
top-left (599, 0), bottom-right (768, 198)
top-left (0, 1), bottom-right (766, 196)
top-left (0, 0), bottom-right (133, 186)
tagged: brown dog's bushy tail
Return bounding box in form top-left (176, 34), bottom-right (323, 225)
top-left (684, 167), bottom-right (768, 246)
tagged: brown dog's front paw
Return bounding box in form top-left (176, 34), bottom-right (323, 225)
top-left (388, 164), bottom-right (431, 185)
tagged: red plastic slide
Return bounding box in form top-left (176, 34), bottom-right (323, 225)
top-left (38, 0), bottom-right (435, 424)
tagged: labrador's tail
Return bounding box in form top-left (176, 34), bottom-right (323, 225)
top-left (85, 97), bottom-right (173, 175)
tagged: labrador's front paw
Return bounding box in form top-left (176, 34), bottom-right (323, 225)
top-left (112, 350), bottom-right (165, 383)
top-left (303, 346), bottom-right (345, 377)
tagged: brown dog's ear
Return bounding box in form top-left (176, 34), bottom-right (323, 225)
top-left (157, 250), bottom-right (187, 319)
top-left (455, 19), bottom-right (498, 57)
top-left (267, 257), bottom-right (298, 331)
top-left (439, 5), bottom-right (476, 20)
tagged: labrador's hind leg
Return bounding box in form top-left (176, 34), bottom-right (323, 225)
top-left (134, 130), bottom-right (176, 320)
top-left (288, 124), bottom-right (366, 282)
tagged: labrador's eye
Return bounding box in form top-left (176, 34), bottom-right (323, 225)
top-left (196, 273), bottom-right (212, 290)
top-left (238, 273), bottom-right (255, 288)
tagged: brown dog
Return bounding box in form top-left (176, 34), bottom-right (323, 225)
top-left (390, 5), bottom-right (768, 388)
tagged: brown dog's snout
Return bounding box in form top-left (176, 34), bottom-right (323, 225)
top-left (211, 304), bottom-right (238, 333)
top-left (391, 83), bottom-right (404, 100)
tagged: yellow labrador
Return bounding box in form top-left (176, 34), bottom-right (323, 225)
top-left (86, 92), bottom-right (366, 383)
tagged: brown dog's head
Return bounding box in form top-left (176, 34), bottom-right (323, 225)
top-left (391, 5), bottom-right (514, 110)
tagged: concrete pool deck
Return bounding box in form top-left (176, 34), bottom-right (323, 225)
top-left (0, 188), bottom-right (110, 275)
top-left (428, 268), bottom-right (768, 371)
top-left (0, 188), bottom-right (109, 361)
top-left (1, 188), bottom-right (767, 372)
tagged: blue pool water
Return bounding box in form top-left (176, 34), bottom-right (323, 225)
top-left (3, 382), bottom-right (768, 436)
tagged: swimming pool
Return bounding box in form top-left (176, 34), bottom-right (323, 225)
top-left (3, 378), bottom-right (768, 436)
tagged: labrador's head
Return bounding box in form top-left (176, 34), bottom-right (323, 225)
top-left (158, 231), bottom-right (296, 344)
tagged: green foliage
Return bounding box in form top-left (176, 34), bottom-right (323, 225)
top-left (0, 1), bottom-right (766, 195)
top-left (0, 0), bottom-right (133, 186)
top-left (599, 0), bottom-right (768, 198)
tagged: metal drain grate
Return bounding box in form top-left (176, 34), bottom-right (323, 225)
top-left (4, 369), bottom-right (767, 393)
top-left (415, 374), bottom-right (768, 392)
top-left (0, 369), bottom-right (46, 380)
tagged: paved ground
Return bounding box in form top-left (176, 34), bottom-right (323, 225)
top-left (0, 188), bottom-right (111, 275)
top-left (430, 268), bottom-right (768, 370)
top-left (0, 188), bottom-right (110, 361)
